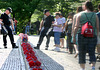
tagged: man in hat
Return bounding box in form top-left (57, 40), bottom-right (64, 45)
top-left (0, 7), bottom-right (18, 48)
top-left (34, 9), bottom-right (55, 50)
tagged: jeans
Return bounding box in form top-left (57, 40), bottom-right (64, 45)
top-left (25, 26), bottom-right (30, 34)
top-left (54, 32), bottom-right (61, 45)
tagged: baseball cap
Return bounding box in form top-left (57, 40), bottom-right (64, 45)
top-left (44, 9), bottom-right (49, 14)
top-left (6, 7), bottom-right (12, 13)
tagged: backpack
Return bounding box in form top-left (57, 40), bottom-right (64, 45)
top-left (81, 13), bottom-right (94, 37)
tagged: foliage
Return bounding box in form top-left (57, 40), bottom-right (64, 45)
top-left (0, 0), bottom-right (41, 33)
top-left (0, 0), bottom-right (100, 34)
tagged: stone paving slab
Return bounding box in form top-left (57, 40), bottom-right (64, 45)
top-left (0, 35), bottom-right (22, 70)
top-left (0, 49), bottom-right (21, 70)
top-left (0, 49), bottom-right (12, 69)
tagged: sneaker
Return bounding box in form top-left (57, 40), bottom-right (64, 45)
top-left (34, 47), bottom-right (39, 49)
top-left (4, 46), bottom-right (7, 48)
top-left (12, 46), bottom-right (18, 48)
top-left (52, 47), bottom-right (60, 52)
top-left (45, 47), bottom-right (48, 50)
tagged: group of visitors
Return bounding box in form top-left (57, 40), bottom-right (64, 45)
top-left (0, 1), bottom-right (100, 70)
top-left (34, 10), bottom-right (66, 51)
top-left (34, 1), bottom-right (100, 70)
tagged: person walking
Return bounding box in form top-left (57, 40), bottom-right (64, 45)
top-left (72, 6), bottom-right (83, 57)
top-left (52, 12), bottom-right (63, 52)
top-left (96, 4), bottom-right (100, 60)
top-left (34, 9), bottom-right (54, 50)
top-left (73, 1), bottom-right (99, 70)
top-left (60, 14), bottom-right (66, 48)
top-left (0, 7), bottom-right (18, 48)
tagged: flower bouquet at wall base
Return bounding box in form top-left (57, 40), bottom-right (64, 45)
top-left (20, 36), bottom-right (44, 70)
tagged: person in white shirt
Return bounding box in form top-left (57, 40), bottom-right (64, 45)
top-left (52, 12), bottom-right (63, 52)
top-left (60, 14), bottom-right (66, 48)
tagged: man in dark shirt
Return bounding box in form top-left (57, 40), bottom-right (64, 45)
top-left (34, 9), bottom-right (54, 50)
top-left (0, 7), bottom-right (18, 48)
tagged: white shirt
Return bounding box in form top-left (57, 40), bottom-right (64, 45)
top-left (0, 24), bottom-right (1, 29)
top-left (0, 21), bottom-right (2, 29)
top-left (60, 17), bottom-right (66, 31)
top-left (53, 18), bottom-right (63, 32)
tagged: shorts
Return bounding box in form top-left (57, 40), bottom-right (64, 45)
top-left (71, 34), bottom-right (78, 45)
top-left (78, 33), bottom-right (97, 64)
top-left (60, 32), bottom-right (66, 38)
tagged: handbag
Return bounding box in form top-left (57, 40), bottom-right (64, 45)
top-left (1, 25), bottom-right (8, 36)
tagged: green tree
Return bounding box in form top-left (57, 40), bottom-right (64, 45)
top-left (0, 0), bottom-right (41, 33)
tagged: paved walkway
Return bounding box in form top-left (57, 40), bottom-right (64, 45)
top-left (0, 35), bottom-right (100, 70)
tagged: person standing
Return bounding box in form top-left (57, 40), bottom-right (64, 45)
top-left (73, 1), bottom-right (99, 70)
top-left (0, 7), bottom-right (18, 48)
top-left (60, 14), bottom-right (66, 48)
top-left (34, 9), bottom-right (54, 50)
top-left (52, 12), bottom-right (63, 52)
top-left (65, 13), bottom-right (74, 54)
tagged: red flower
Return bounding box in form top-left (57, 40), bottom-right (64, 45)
top-left (26, 55), bottom-right (31, 60)
top-left (32, 68), bottom-right (38, 70)
top-left (21, 43), bottom-right (26, 47)
top-left (32, 56), bottom-right (37, 60)
top-left (22, 46), bottom-right (27, 51)
top-left (23, 49), bottom-right (29, 54)
top-left (29, 60), bottom-right (35, 68)
top-left (35, 61), bottom-right (41, 66)
top-left (38, 68), bottom-right (42, 70)
top-left (27, 57), bottom-right (33, 62)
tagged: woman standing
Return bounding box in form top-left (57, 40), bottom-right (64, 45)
top-left (73, 1), bottom-right (99, 70)
top-left (52, 12), bottom-right (63, 52)
top-left (65, 13), bottom-right (74, 54)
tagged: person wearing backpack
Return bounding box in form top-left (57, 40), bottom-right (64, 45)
top-left (73, 1), bottom-right (99, 70)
